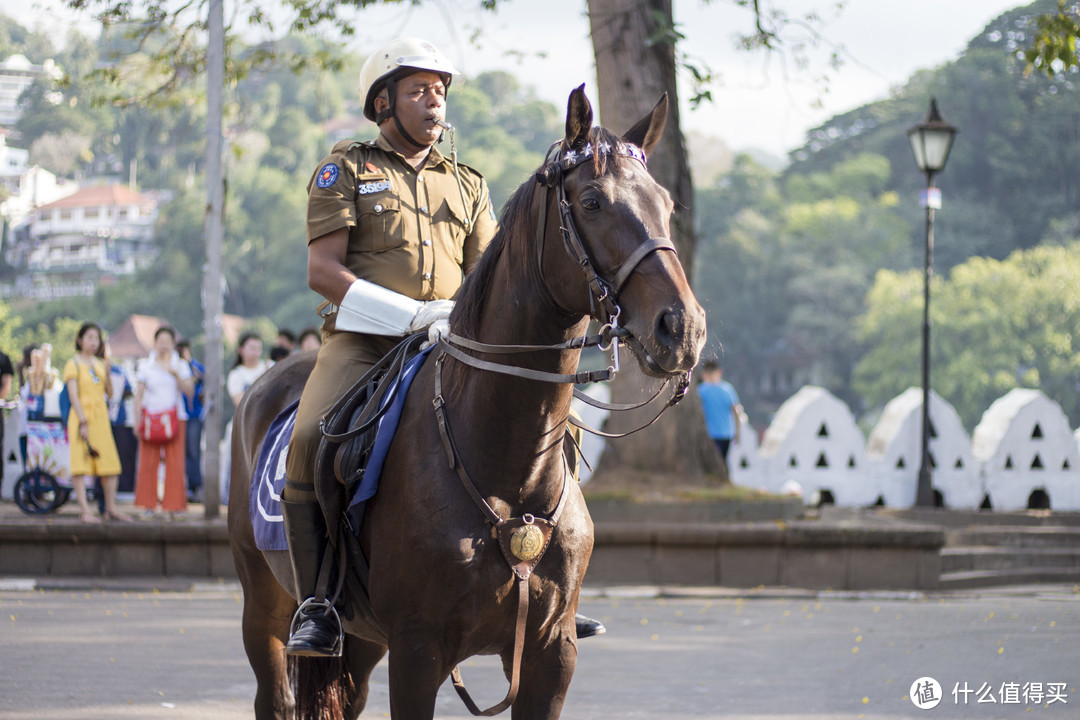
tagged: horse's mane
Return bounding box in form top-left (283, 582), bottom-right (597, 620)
top-left (452, 126), bottom-right (625, 340)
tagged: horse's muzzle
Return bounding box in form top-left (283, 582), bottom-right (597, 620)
top-left (630, 299), bottom-right (705, 377)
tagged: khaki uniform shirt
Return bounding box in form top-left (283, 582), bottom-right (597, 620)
top-left (306, 134), bottom-right (497, 301)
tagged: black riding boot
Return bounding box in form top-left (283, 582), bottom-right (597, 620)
top-left (281, 497), bottom-right (343, 657)
top-left (575, 613), bottom-right (606, 639)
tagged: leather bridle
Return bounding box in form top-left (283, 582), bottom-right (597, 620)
top-left (535, 140), bottom-right (676, 328)
top-left (439, 138), bottom-right (691, 431)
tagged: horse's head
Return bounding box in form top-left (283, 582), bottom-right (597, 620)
top-left (536, 85), bottom-right (706, 378)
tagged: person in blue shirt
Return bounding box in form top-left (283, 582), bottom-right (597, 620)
top-left (697, 359), bottom-right (743, 469)
top-left (177, 341), bottom-right (205, 502)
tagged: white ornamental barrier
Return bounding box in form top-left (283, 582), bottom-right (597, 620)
top-left (569, 378), bottom-right (1080, 510)
top-left (972, 389), bottom-right (1080, 511)
top-left (865, 388), bottom-right (979, 509)
top-left (727, 408), bottom-right (763, 488)
top-left (756, 386), bottom-right (871, 506)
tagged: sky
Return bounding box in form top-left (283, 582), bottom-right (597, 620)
top-left (11, 0), bottom-right (1027, 157)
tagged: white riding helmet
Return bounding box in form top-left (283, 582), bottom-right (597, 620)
top-left (358, 37), bottom-right (459, 122)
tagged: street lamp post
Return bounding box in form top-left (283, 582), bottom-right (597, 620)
top-left (907, 98), bottom-right (957, 507)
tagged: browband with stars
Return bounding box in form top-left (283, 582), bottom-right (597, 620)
top-left (536, 140), bottom-right (648, 186)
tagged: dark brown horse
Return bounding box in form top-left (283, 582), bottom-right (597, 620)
top-left (228, 86), bottom-right (706, 720)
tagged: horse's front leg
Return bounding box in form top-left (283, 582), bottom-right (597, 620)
top-left (386, 631), bottom-right (447, 719)
top-left (511, 616), bottom-right (578, 720)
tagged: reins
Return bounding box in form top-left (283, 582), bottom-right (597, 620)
top-left (436, 138), bottom-right (691, 716)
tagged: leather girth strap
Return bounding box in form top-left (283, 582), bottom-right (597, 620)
top-left (434, 353), bottom-right (571, 716)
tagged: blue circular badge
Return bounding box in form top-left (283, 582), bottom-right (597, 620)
top-left (316, 163), bottom-right (339, 188)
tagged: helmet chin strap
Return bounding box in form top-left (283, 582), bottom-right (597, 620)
top-left (376, 74), bottom-right (433, 153)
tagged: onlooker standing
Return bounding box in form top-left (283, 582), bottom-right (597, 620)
top-left (273, 329), bottom-right (296, 355)
top-left (102, 343), bottom-right (138, 496)
top-left (176, 341), bottom-right (205, 502)
top-left (133, 326), bottom-right (194, 520)
top-left (0, 345), bottom-right (13, 496)
top-left (268, 345), bottom-right (291, 363)
top-left (15, 344), bottom-right (41, 466)
top-left (0, 345), bottom-right (13, 491)
top-left (297, 327), bottom-right (322, 352)
top-left (227, 332), bottom-right (270, 409)
top-left (63, 324), bottom-right (129, 523)
top-left (0, 346), bottom-right (12, 400)
top-left (221, 332), bottom-right (270, 503)
top-left (698, 359), bottom-right (743, 471)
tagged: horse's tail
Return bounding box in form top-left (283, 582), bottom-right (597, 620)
top-left (289, 653), bottom-right (355, 720)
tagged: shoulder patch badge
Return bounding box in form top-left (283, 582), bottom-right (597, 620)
top-left (316, 163), bottom-right (339, 189)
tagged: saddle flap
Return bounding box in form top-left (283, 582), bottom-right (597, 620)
top-left (494, 515), bottom-right (556, 581)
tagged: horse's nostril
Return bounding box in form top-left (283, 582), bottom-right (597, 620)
top-left (655, 309), bottom-right (680, 347)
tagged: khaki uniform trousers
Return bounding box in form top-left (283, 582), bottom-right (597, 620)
top-left (283, 325), bottom-right (400, 502)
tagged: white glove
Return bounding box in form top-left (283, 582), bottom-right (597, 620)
top-left (409, 299), bottom-right (455, 333)
top-left (423, 318), bottom-right (450, 350)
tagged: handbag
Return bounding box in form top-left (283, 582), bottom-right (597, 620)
top-left (140, 407), bottom-right (179, 444)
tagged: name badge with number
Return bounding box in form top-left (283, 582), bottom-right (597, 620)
top-left (358, 180), bottom-right (391, 195)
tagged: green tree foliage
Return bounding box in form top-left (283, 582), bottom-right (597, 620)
top-left (1025, 0), bottom-right (1080, 76)
top-left (449, 72), bottom-right (561, 206)
top-left (855, 242), bottom-right (1080, 428)
top-left (0, 14), bottom-right (55, 63)
top-left (695, 152), bottom-right (910, 416)
top-left (789, 1), bottom-right (1080, 271)
top-left (694, 0), bottom-right (1080, 428)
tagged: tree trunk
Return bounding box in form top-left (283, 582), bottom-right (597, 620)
top-left (585, 0), bottom-right (724, 488)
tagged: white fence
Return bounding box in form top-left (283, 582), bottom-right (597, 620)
top-left (730, 386), bottom-right (1080, 510)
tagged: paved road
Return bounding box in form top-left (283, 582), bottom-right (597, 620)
top-left (1, 579), bottom-right (1078, 719)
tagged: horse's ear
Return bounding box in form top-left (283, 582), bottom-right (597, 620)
top-left (565, 84), bottom-right (592, 148)
top-left (622, 93), bottom-right (668, 156)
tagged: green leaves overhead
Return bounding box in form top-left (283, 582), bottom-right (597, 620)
top-left (1024, 0), bottom-right (1080, 77)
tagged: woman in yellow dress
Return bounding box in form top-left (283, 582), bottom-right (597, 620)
top-left (63, 323), bottom-right (130, 523)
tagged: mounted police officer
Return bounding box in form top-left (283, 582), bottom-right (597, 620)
top-left (282, 37), bottom-right (604, 658)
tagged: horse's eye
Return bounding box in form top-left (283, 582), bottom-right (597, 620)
top-left (581, 197), bottom-right (601, 212)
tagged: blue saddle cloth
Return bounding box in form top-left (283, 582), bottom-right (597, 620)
top-left (250, 348), bottom-right (432, 551)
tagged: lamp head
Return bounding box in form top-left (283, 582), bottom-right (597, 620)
top-left (907, 97), bottom-right (957, 175)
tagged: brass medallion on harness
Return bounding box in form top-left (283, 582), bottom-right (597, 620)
top-left (509, 518), bottom-right (545, 562)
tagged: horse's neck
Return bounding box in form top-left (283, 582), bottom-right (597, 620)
top-left (446, 267), bottom-right (589, 505)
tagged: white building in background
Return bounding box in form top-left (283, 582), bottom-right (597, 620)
top-left (0, 54), bottom-right (62, 127)
top-left (0, 128), bottom-right (28, 179)
top-left (11, 183), bottom-right (160, 299)
top-left (866, 388), bottom-right (980, 509)
top-left (1, 163), bottom-right (76, 233)
top-left (972, 389), bottom-right (1080, 511)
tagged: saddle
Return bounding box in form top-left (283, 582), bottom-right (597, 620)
top-left (313, 331), bottom-right (431, 542)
